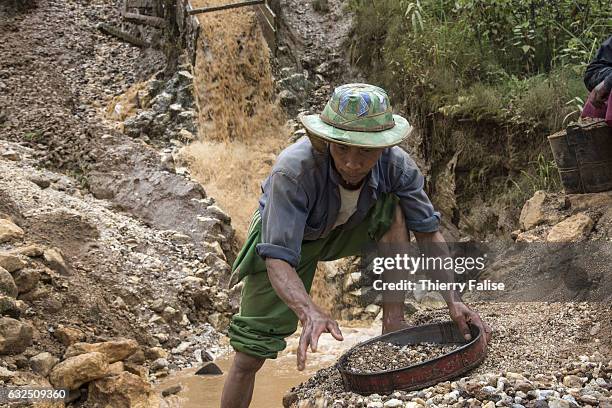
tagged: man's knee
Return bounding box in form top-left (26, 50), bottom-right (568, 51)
top-left (232, 351), bottom-right (265, 375)
top-left (380, 205), bottom-right (409, 243)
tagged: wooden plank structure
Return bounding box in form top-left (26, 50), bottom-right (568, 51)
top-left (105, 0), bottom-right (276, 60)
top-left (188, 0), bottom-right (265, 14)
top-left (122, 0), bottom-right (158, 16)
top-left (123, 12), bottom-right (166, 28)
top-left (186, 0), bottom-right (276, 54)
top-left (254, 1), bottom-right (276, 54)
top-left (178, 0), bottom-right (202, 65)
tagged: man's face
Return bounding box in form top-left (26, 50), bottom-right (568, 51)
top-left (329, 143), bottom-right (384, 188)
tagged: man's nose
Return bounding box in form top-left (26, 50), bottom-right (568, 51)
top-left (344, 150), bottom-right (361, 171)
top-left (345, 157), bottom-right (360, 171)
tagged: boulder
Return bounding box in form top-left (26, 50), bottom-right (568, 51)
top-left (145, 347), bottom-right (168, 360)
top-left (0, 267), bottom-right (18, 298)
top-left (125, 349), bottom-right (145, 365)
top-left (383, 399), bottom-right (403, 407)
top-left (65, 338), bottom-right (139, 363)
top-left (87, 371), bottom-right (160, 408)
top-left (515, 231), bottom-right (544, 243)
top-left (108, 361), bottom-right (125, 375)
top-left (0, 317), bottom-right (34, 354)
top-left (0, 252), bottom-right (26, 272)
top-left (161, 306), bottom-right (182, 323)
top-left (10, 244), bottom-right (44, 257)
top-left (49, 352), bottom-right (109, 390)
top-left (161, 384), bottom-right (182, 397)
top-left (13, 269), bottom-right (40, 293)
top-left (30, 352), bottom-right (60, 377)
top-left (43, 248), bottom-right (71, 275)
top-left (364, 304), bottom-right (381, 316)
top-left (0, 295), bottom-right (24, 318)
top-left (562, 375), bottom-right (582, 388)
top-left (519, 191), bottom-right (547, 230)
top-left (0, 219), bottom-right (24, 243)
top-left (53, 326), bottom-right (85, 346)
top-left (548, 398), bottom-right (571, 408)
top-left (519, 191), bottom-right (564, 230)
top-left (124, 363), bottom-right (148, 380)
top-left (0, 366), bottom-right (15, 381)
top-left (150, 358), bottom-right (168, 372)
top-left (547, 213), bottom-right (594, 242)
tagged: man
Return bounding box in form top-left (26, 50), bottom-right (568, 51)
top-left (584, 35), bottom-right (612, 108)
top-left (221, 84), bottom-right (490, 408)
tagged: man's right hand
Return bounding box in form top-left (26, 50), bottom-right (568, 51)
top-left (592, 80), bottom-right (611, 108)
top-left (297, 305), bottom-right (343, 371)
top-left (264, 258), bottom-right (344, 371)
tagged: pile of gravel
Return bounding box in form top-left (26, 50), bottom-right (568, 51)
top-left (285, 353), bottom-right (611, 408)
top-left (345, 342), bottom-right (458, 373)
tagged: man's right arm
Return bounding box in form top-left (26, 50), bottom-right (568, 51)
top-left (257, 170), bottom-right (343, 370)
top-left (266, 258), bottom-right (343, 370)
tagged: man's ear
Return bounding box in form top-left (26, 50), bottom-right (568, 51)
top-left (306, 133), bottom-right (328, 152)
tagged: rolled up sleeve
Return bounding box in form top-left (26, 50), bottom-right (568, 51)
top-left (256, 171), bottom-right (309, 267)
top-left (394, 164), bottom-right (440, 233)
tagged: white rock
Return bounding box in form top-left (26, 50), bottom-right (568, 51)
top-left (383, 399), bottom-right (403, 407)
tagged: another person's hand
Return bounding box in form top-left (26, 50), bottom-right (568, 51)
top-left (297, 306), bottom-right (343, 371)
top-left (592, 80), bottom-right (611, 108)
top-left (447, 301), bottom-right (492, 343)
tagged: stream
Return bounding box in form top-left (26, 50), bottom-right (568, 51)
top-left (159, 322), bottom-right (383, 407)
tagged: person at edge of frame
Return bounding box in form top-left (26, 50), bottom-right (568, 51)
top-left (584, 35), bottom-right (612, 108)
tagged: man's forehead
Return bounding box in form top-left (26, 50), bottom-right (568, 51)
top-left (331, 142), bottom-right (383, 152)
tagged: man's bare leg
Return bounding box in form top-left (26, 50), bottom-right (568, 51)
top-left (380, 205), bottom-right (411, 334)
top-left (220, 351), bottom-right (265, 408)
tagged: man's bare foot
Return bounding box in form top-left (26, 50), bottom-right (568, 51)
top-left (382, 319), bottom-right (410, 334)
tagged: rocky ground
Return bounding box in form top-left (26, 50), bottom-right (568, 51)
top-left (0, 0), bottom-right (163, 171)
top-left (0, 0), bottom-right (237, 406)
top-left (286, 301), bottom-right (611, 407)
top-left (286, 354), bottom-right (611, 408)
top-left (271, 0), bottom-right (361, 117)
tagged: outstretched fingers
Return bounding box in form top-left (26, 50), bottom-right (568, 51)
top-left (297, 325), bottom-right (312, 371)
top-left (327, 320), bottom-right (344, 341)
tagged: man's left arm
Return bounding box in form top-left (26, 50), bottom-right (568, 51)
top-left (413, 230), bottom-right (492, 343)
top-left (391, 150), bottom-right (491, 343)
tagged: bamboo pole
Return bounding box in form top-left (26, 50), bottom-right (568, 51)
top-left (188, 0), bottom-right (264, 15)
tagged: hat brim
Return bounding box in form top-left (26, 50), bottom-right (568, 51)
top-left (299, 113), bottom-right (413, 148)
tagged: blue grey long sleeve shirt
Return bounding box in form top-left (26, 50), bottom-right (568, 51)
top-left (256, 137), bottom-right (440, 267)
top-left (585, 36), bottom-right (612, 92)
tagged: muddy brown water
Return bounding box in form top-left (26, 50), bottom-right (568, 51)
top-left (159, 322), bottom-right (382, 407)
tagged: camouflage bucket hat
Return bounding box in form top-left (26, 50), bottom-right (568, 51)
top-left (300, 83), bottom-right (413, 148)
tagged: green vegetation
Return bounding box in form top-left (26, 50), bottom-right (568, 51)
top-left (23, 131), bottom-right (43, 142)
top-left (347, 0), bottom-right (611, 235)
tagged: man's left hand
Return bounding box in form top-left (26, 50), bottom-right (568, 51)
top-left (447, 301), bottom-right (492, 343)
top-left (592, 80), bottom-right (611, 108)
